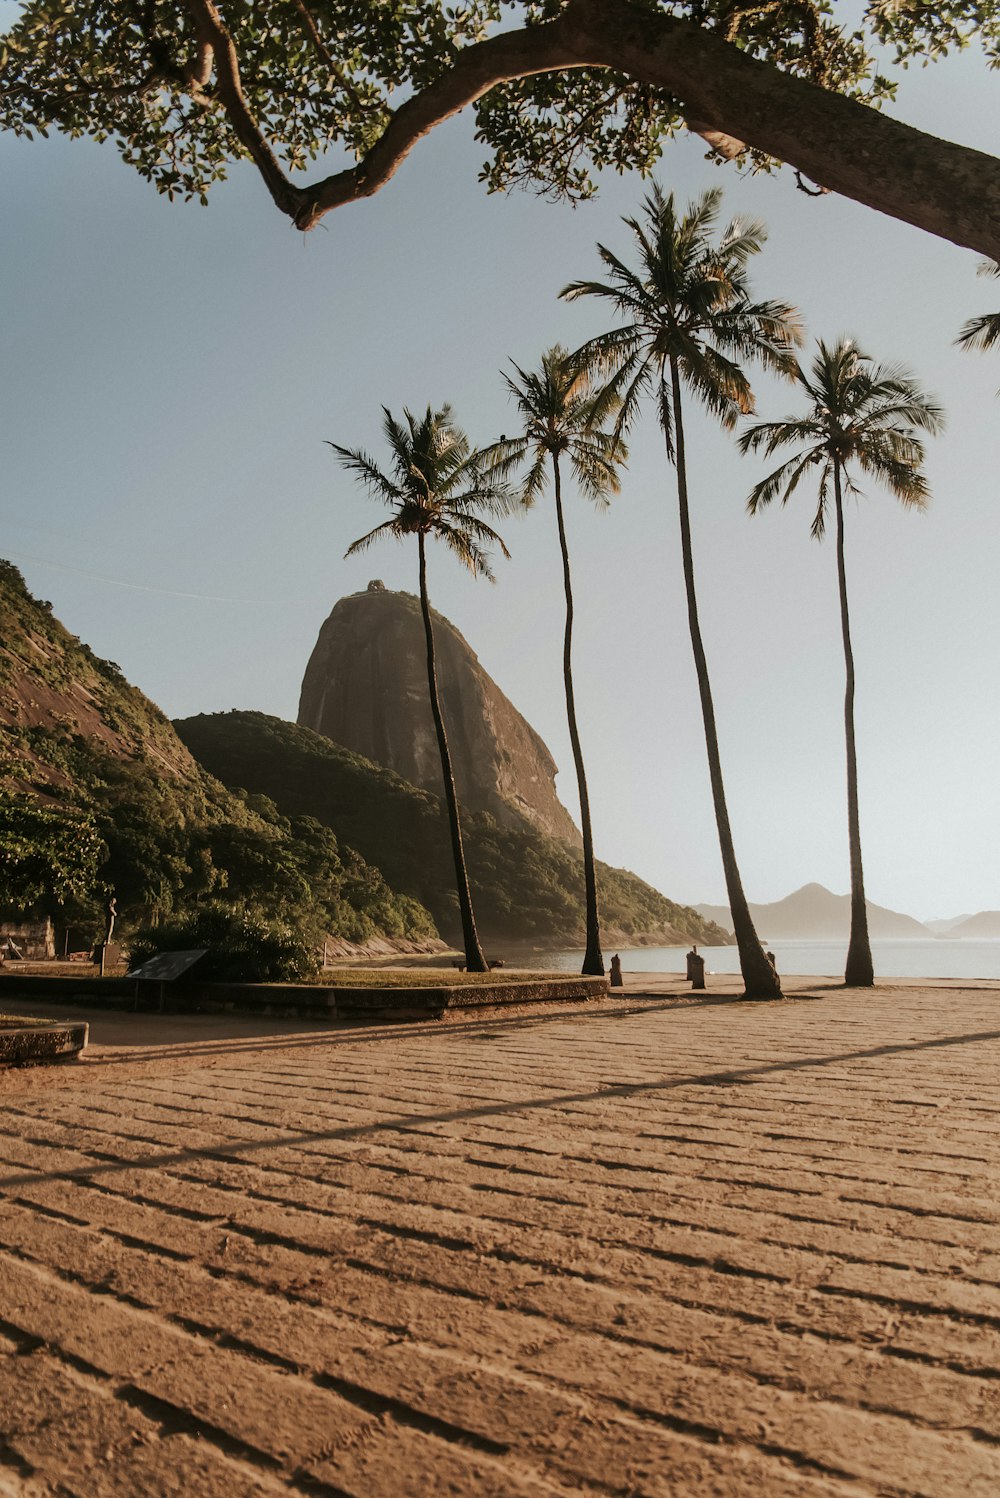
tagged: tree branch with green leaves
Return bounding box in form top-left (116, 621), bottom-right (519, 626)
top-left (4, 0), bottom-right (1000, 253)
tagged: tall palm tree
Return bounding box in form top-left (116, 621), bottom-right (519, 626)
top-left (741, 338), bottom-right (944, 987)
top-left (493, 346), bottom-right (627, 976)
top-left (562, 184), bottom-right (802, 1001)
top-left (331, 405), bottom-right (513, 973)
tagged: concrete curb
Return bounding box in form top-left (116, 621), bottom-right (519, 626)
top-left (0, 1019), bottom-right (89, 1066)
top-left (335, 977), bottom-right (609, 1020)
top-left (0, 974), bottom-right (608, 1021)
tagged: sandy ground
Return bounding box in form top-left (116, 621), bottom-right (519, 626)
top-left (1, 974), bottom-right (999, 1496)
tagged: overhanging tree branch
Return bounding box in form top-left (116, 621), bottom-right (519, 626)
top-left (183, 0), bottom-right (1000, 257)
top-left (293, 11), bottom-right (592, 229)
top-left (183, 0), bottom-right (305, 219)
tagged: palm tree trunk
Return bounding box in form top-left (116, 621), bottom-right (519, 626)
top-left (668, 358), bottom-right (781, 1000)
top-left (417, 532), bottom-right (489, 973)
top-left (833, 461), bottom-right (874, 987)
top-left (552, 454), bottom-right (605, 977)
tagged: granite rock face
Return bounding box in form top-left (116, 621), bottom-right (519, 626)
top-left (297, 586), bottom-right (581, 845)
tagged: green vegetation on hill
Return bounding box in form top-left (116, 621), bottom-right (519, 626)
top-left (0, 793), bottom-right (104, 910)
top-left (0, 562), bottom-right (435, 947)
top-left (175, 710), bottom-right (730, 948)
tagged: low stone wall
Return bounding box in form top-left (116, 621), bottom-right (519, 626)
top-left (0, 1019), bottom-right (89, 1065)
top-left (156, 979), bottom-right (338, 1017)
top-left (335, 977), bottom-right (608, 1020)
top-left (0, 974), bottom-right (136, 1006)
top-left (0, 973), bottom-right (608, 1021)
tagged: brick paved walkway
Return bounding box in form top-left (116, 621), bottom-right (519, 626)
top-left (1, 983), bottom-right (999, 1496)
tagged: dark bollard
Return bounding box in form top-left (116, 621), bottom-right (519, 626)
top-left (609, 954), bottom-right (623, 988)
top-left (686, 945), bottom-right (706, 990)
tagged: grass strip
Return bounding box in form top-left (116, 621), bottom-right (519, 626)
top-left (319, 968), bottom-right (567, 989)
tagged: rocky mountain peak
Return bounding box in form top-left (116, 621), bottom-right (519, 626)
top-left (297, 587), bottom-right (581, 846)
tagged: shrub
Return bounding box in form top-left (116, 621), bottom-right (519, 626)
top-left (128, 905), bottom-right (319, 983)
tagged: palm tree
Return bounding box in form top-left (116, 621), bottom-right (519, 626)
top-left (493, 346), bottom-right (626, 976)
top-left (331, 405), bottom-right (513, 973)
top-left (957, 260), bottom-right (1000, 357)
top-left (741, 338), bottom-right (944, 987)
top-left (562, 184), bottom-right (802, 1001)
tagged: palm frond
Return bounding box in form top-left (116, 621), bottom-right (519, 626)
top-left (574, 241), bottom-right (658, 317)
top-left (716, 297), bottom-right (806, 367)
top-left (810, 470), bottom-right (832, 540)
top-left (656, 374), bottom-right (675, 462)
top-left (326, 442), bottom-right (401, 504)
top-left (957, 260), bottom-right (1000, 352)
top-left (855, 443), bottom-right (930, 507)
top-left (739, 416), bottom-right (820, 458)
top-left (957, 311), bottom-right (1000, 352)
top-left (568, 335), bottom-right (643, 414)
top-left (477, 435), bottom-right (528, 487)
top-left (611, 353), bottom-right (657, 438)
top-left (678, 185), bottom-right (723, 240)
top-left (442, 510), bottom-right (513, 554)
top-left (687, 344), bottom-right (753, 425)
top-left (569, 439), bottom-right (623, 505)
top-left (343, 520), bottom-right (404, 558)
top-left (441, 527), bottom-right (496, 581)
top-left (519, 448), bottom-right (550, 508)
top-left (382, 407), bottom-right (421, 481)
top-left (717, 214), bottom-right (769, 266)
top-left (746, 450), bottom-right (819, 514)
top-left (581, 373), bottom-right (624, 432)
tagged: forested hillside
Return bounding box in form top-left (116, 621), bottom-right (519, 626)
top-left (0, 561), bottom-right (435, 947)
top-left (176, 710), bottom-right (730, 949)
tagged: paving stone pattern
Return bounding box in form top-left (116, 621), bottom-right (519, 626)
top-left (1, 986), bottom-right (999, 1496)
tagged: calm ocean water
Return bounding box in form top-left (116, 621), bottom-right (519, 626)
top-left (528, 939), bottom-right (1000, 981)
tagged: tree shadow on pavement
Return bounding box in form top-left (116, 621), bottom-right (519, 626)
top-left (10, 988), bottom-right (835, 1071)
top-left (2, 1024), bottom-right (997, 1193)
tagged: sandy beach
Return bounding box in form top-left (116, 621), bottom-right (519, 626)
top-left (1, 976), bottom-right (998, 1495)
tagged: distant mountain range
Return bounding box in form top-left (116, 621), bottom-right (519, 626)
top-left (924, 914), bottom-right (973, 935)
top-left (933, 910), bottom-right (1000, 939)
top-left (694, 883), bottom-right (999, 941)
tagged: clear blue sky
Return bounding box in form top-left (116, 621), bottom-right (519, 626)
top-left (2, 11), bottom-right (998, 921)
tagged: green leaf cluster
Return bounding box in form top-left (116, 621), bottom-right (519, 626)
top-left (0, 1), bottom-right (501, 201)
top-left (0, 791), bottom-right (104, 911)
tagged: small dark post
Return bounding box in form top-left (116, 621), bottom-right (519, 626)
top-left (609, 953), bottom-right (623, 988)
top-left (686, 945), bottom-right (706, 991)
